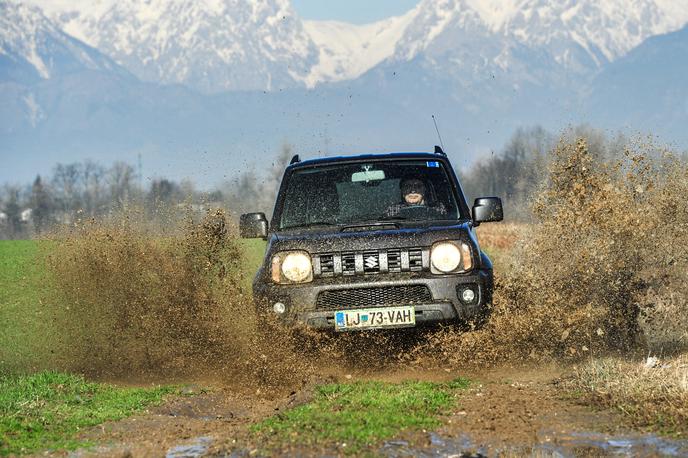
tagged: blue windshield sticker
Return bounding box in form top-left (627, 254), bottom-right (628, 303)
top-left (427, 161), bottom-right (440, 168)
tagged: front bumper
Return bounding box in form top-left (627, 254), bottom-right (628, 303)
top-left (253, 269), bottom-right (493, 331)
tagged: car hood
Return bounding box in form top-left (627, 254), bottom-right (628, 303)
top-left (268, 221), bottom-right (475, 254)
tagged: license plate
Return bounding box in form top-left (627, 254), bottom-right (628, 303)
top-left (334, 306), bottom-right (416, 331)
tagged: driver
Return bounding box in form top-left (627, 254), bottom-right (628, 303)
top-left (384, 178), bottom-right (446, 217)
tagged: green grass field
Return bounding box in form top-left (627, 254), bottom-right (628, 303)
top-left (0, 238), bottom-right (261, 455)
top-left (253, 378), bottom-right (470, 453)
top-left (0, 241), bottom-right (56, 373)
top-left (0, 371), bottom-right (173, 456)
top-left (237, 238), bottom-right (267, 289)
top-left (1, 238), bottom-right (474, 456)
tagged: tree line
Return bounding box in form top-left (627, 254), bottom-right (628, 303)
top-left (1, 161), bottom-right (198, 239)
top-left (0, 146), bottom-right (293, 240)
top-left (2, 126), bottom-right (674, 239)
top-left (458, 125), bottom-right (640, 218)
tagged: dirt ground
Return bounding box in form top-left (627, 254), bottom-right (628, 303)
top-left (61, 363), bottom-right (684, 458)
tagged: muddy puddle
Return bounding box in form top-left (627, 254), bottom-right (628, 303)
top-left (162, 430), bottom-right (688, 457)
top-left (166, 437), bottom-right (213, 458)
top-left (382, 431), bottom-right (688, 457)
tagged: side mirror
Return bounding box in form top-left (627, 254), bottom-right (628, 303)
top-left (240, 212), bottom-right (268, 238)
top-left (472, 197), bottom-right (503, 225)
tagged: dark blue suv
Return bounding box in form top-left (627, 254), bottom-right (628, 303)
top-left (240, 148), bottom-right (503, 332)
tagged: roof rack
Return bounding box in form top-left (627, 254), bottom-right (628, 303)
top-left (434, 145), bottom-right (446, 156)
top-left (290, 154), bottom-right (301, 164)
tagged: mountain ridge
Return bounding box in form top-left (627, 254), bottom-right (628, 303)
top-left (17, 0), bottom-right (688, 92)
top-left (1, 1), bottom-right (126, 83)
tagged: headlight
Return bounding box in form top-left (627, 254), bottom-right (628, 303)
top-left (430, 241), bottom-right (473, 274)
top-left (271, 251), bottom-right (313, 283)
top-left (431, 242), bottom-right (461, 273)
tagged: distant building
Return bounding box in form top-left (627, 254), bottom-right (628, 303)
top-left (20, 208), bottom-right (32, 223)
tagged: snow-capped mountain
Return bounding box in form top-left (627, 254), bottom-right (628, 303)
top-left (393, 0), bottom-right (688, 73)
top-left (16, 0), bottom-right (688, 93)
top-left (22, 0), bottom-right (320, 93)
top-left (0, 1), bottom-right (129, 132)
top-left (303, 10), bottom-right (416, 87)
top-left (0, 1), bottom-right (123, 82)
top-left (504, 0), bottom-right (688, 69)
top-left (21, 0), bottom-right (418, 91)
top-left (586, 23), bottom-right (688, 142)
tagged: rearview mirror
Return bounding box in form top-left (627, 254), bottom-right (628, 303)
top-left (472, 197), bottom-right (503, 225)
top-left (240, 212), bottom-right (268, 238)
top-left (352, 170), bottom-right (385, 182)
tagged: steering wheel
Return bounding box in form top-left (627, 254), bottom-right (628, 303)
top-left (398, 205), bottom-right (439, 219)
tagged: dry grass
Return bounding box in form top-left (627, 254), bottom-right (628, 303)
top-left (571, 355), bottom-right (688, 433)
top-left (475, 222), bottom-right (523, 251)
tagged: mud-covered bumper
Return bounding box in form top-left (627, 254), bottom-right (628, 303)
top-left (253, 269), bottom-right (493, 330)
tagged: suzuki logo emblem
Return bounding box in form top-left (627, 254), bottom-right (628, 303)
top-left (364, 256), bottom-right (378, 268)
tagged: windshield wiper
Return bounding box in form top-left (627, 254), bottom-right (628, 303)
top-left (341, 221), bottom-right (399, 232)
top-left (281, 221), bottom-right (337, 230)
top-left (378, 215), bottom-right (409, 221)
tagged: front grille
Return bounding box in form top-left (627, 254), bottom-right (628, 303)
top-left (319, 253), bottom-right (335, 276)
top-left (409, 248), bottom-right (423, 271)
top-left (313, 247), bottom-right (428, 277)
top-left (316, 285), bottom-right (433, 310)
top-left (342, 252), bottom-right (356, 275)
top-left (387, 249), bottom-right (401, 273)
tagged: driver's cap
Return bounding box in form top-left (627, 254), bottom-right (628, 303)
top-left (401, 178), bottom-right (425, 196)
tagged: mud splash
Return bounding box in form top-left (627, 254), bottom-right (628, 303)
top-left (41, 137), bottom-right (688, 390)
top-left (405, 138), bottom-right (688, 368)
top-left (42, 208), bottom-right (316, 392)
top-left (30, 136), bottom-right (688, 458)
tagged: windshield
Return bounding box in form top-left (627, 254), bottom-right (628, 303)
top-left (277, 160), bottom-right (463, 230)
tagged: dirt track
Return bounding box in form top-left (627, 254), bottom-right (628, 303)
top-left (68, 364), bottom-right (688, 457)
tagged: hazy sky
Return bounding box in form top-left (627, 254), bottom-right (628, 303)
top-left (291, 0), bottom-right (419, 24)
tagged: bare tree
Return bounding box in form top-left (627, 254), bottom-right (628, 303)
top-left (148, 178), bottom-right (181, 207)
top-left (52, 163), bottom-right (83, 214)
top-left (259, 142), bottom-right (294, 215)
top-left (108, 162), bottom-right (136, 208)
top-left (82, 160), bottom-right (106, 216)
top-left (30, 175), bottom-right (52, 234)
top-left (220, 143), bottom-right (294, 218)
top-left (460, 126), bottom-right (555, 219)
top-left (1, 185), bottom-right (24, 239)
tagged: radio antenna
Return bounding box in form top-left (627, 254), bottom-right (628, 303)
top-left (432, 115), bottom-right (445, 151)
